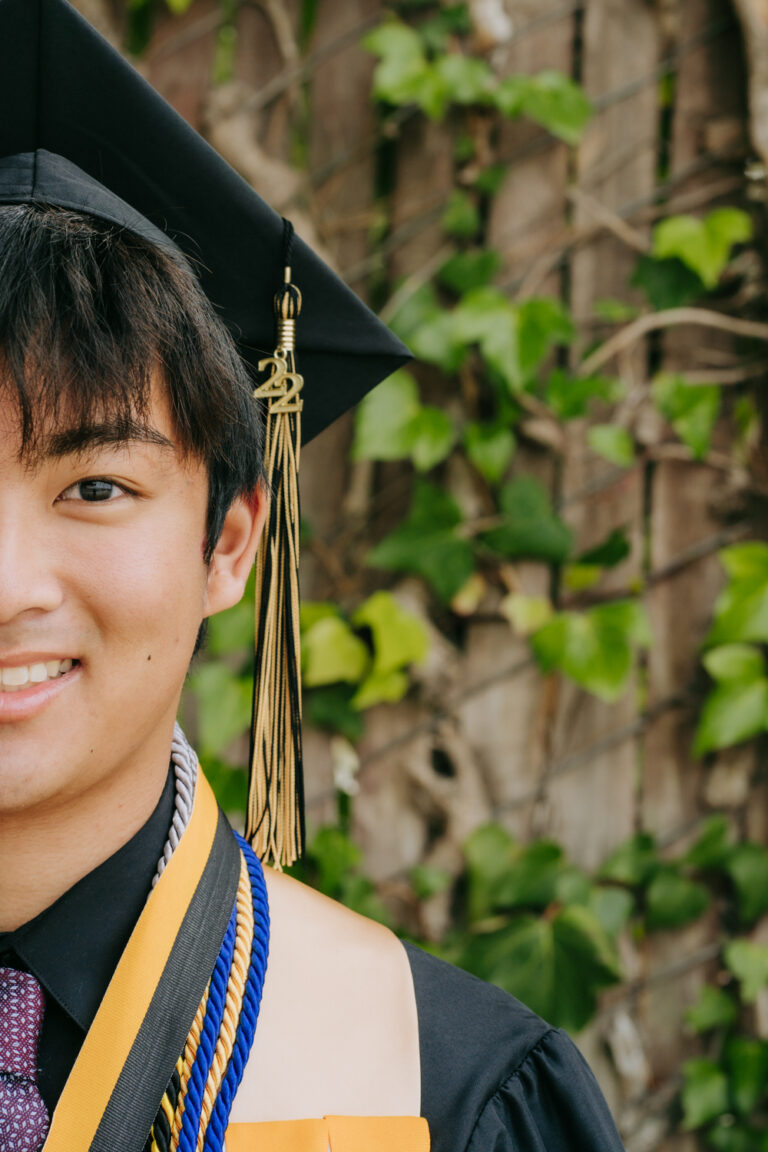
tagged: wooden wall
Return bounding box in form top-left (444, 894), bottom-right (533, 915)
top-left (85, 2), bottom-right (757, 1146)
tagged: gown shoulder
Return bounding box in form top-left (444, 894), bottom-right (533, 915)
top-left (403, 941), bottom-right (625, 1152)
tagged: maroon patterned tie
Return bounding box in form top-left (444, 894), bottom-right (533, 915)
top-left (0, 968), bottom-right (50, 1152)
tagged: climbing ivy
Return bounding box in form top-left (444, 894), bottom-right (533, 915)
top-left (137, 3), bottom-right (767, 1145)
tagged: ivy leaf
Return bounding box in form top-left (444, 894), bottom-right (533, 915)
top-left (388, 281), bottom-right (443, 344)
top-left (683, 815), bottom-right (733, 871)
top-left (724, 940), bottom-right (768, 1003)
top-left (464, 823), bottom-right (518, 921)
top-left (685, 985), bottom-right (738, 1034)
top-left (482, 475), bottom-right (572, 562)
top-left (302, 825), bottom-right (362, 893)
top-left (302, 616), bottom-right (370, 687)
top-left (599, 833), bottom-right (658, 886)
top-left (706, 1119), bottom-right (765, 1152)
top-left (453, 287), bottom-right (521, 390)
top-left (652, 208), bottom-right (752, 289)
top-left (544, 369), bottom-right (621, 421)
top-left (706, 544), bottom-right (768, 647)
top-left (652, 372), bottom-right (720, 460)
top-left (494, 841), bottom-right (566, 910)
top-left (464, 422), bottom-right (516, 485)
top-left (353, 590), bottom-right (429, 676)
top-left (410, 308), bottom-right (469, 372)
top-left (500, 593), bottom-right (553, 636)
top-left (681, 1059), bottom-right (730, 1129)
top-left (203, 757), bottom-right (247, 816)
top-left (578, 528), bottom-right (631, 569)
top-left (409, 405), bottom-right (457, 471)
top-left (726, 843), bottom-right (768, 924)
top-left (531, 600), bottom-right (650, 702)
top-left (725, 1037), bottom-right (768, 1116)
top-left (495, 71), bottom-right (593, 144)
top-left (473, 163), bottom-right (509, 196)
top-left (438, 249), bottom-right (502, 293)
top-left (434, 53), bottom-right (495, 104)
top-left (721, 542), bottom-right (768, 587)
top-left (190, 662), bottom-right (252, 760)
top-left (631, 254), bottom-right (705, 310)
top-left (693, 677), bottom-right (768, 758)
top-left (419, 4), bottom-right (473, 52)
top-left (304, 684), bottom-right (364, 743)
top-left (368, 480), bottom-right (476, 602)
top-left (300, 601), bottom-right (340, 632)
top-left (462, 905), bottom-right (621, 1031)
top-left (410, 864), bottom-right (452, 901)
top-left (362, 21), bottom-right (430, 106)
top-left (588, 887), bottom-right (635, 937)
top-left (704, 645), bottom-right (767, 684)
top-left (352, 370), bottom-right (421, 462)
top-left (442, 189), bottom-right (481, 238)
top-left (593, 298), bottom-right (642, 323)
top-left (351, 668), bottom-right (409, 710)
top-left (587, 424), bottom-right (636, 467)
top-left (645, 867), bottom-right (709, 931)
top-left (517, 297), bottom-right (575, 382)
top-left (206, 596), bottom-right (253, 658)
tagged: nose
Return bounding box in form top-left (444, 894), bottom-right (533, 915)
top-left (0, 513), bottom-right (64, 625)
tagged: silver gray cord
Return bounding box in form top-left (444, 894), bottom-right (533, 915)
top-left (151, 722), bottom-right (199, 888)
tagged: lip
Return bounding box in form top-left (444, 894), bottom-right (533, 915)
top-left (0, 661), bottom-right (81, 723)
top-left (0, 652), bottom-right (77, 667)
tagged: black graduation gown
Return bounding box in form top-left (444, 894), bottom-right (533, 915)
top-left (406, 942), bottom-right (624, 1151)
top-left (0, 781), bottom-right (624, 1152)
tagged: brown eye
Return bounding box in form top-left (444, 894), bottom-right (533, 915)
top-left (77, 479), bottom-right (117, 501)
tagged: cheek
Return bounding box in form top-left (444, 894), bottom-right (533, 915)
top-left (69, 514), bottom-right (209, 660)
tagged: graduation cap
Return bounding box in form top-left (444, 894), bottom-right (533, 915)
top-left (0, 0), bottom-right (411, 865)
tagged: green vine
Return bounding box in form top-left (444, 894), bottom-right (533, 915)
top-left (138, 4), bottom-right (768, 1146)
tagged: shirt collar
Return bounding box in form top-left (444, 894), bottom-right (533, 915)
top-left (0, 766), bottom-right (176, 1032)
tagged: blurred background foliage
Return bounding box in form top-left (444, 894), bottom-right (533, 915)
top-left (107, 0), bottom-right (768, 1146)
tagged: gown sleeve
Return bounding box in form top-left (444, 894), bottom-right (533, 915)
top-left (466, 1027), bottom-right (624, 1152)
top-left (403, 942), bottom-right (625, 1152)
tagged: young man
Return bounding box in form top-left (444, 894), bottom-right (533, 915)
top-left (0, 2), bottom-right (626, 1150)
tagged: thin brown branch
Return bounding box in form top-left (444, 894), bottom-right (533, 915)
top-left (566, 186), bottom-right (651, 254)
top-left (673, 361), bottom-right (768, 386)
top-left (580, 309), bottom-right (768, 377)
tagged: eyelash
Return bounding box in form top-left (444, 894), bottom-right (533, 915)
top-left (57, 477), bottom-right (136, 504)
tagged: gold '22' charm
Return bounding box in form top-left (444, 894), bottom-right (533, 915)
top-left (253, 353), bottom-right (304, 415)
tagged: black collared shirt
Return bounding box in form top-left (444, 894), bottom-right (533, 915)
top-left (0, 768), bottom-right (175, 1114)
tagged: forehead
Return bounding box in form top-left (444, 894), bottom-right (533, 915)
top-left (0, 369), bottom-right (181, 467)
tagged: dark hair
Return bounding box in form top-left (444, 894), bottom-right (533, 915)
top-left (0, 203), bottom-right (265, 562)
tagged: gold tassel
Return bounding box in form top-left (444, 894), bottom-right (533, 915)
top-left (246, 255), bottom-right (304, 867)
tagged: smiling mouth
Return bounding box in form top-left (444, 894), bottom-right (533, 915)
top-left (0, 659), bottom-right (77, 692)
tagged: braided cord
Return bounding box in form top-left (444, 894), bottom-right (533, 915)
top-left (195, 855), bottom-right (253, 1151)
top-left (177, 902), bottom-right (237, 1152)
top-left (203, 835), bottom-right (269, 1152)
top-left (144, 748), bottom-right (271, 1152)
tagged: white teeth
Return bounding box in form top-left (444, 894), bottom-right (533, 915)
top-left (0, 659), bottom-right (75, 691)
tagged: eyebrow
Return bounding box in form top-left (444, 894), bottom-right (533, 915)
top-left (37, 418), bottom-right (176, 460)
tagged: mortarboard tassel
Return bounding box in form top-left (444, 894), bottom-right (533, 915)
top-left (246, 219), bottom-right (305, 867)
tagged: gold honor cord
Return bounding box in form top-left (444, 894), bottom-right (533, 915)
top-left (43, 776), bottom-right (221, 1152)
top-left (248, 257), bottom-right (304, 868)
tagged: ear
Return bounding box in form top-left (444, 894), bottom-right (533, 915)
top-left (203, 485), bottom-right (269, 618)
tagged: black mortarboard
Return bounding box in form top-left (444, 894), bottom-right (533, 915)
top-left (0, 0), bottom-right (410, 864)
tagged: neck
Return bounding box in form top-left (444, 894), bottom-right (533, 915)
top-left (0, 745), bottom-right (172, 933)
